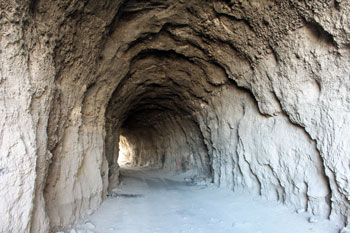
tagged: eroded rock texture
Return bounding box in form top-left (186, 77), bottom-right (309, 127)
top-left (1, 0), bottom-right (350, 232)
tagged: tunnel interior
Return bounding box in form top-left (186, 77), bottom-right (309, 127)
top-left (2, 0), bottom-right (350, 232)
top-left (44, 0), bottom-right (347, 230)
top-left (105, 50), bottom-right (217, 182)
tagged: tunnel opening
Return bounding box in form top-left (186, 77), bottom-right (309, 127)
top-left (103, 49), bottom-right (221, 192)
top-left (113, 94), bottom-right (213, 184)
top-left (117, 135), bottom-right (132, 167)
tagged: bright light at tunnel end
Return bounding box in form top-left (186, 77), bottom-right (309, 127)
top-left (118, 135), bottom-right (132, 167)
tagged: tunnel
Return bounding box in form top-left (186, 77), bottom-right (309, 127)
top-left (1, 0), bottom-right (350, 232)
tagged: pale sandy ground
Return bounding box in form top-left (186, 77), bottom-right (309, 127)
top-left (67, 167), bottom-right (339, 233)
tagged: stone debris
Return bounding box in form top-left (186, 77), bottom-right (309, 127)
top-left (296, 208), bottom-right (305, 214)
top-left (308, 217), bottom-right (319, 223)
top-left (84, 221), bottom-right (96, 229)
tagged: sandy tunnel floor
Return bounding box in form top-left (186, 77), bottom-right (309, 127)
top-left (68, 167), bottom-right (339, 233)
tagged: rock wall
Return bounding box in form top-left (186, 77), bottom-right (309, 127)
top-left (198, 85), bottom-right (331, 217)
top-left (0, 0), bottom-right (349, 232)
top-left (0, 1), bottom-right (55, 232)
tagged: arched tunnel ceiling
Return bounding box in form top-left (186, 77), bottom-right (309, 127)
top-left (41, 0), bottom-right (350, 228)
top-left (50, 0), bottom-right (346, 129)
top-left (105, 49), bottom-right (226, 129)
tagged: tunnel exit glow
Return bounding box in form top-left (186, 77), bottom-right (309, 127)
top-left (118, 135), bottom-right (132, 167)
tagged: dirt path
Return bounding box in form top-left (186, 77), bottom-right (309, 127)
top-left (68, 167), bottom-right (338, 233)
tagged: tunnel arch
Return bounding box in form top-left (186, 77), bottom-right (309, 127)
top-left (42, 0), bottom-right (348, 231)
top-left (104, 49), bottom-right (221, 191)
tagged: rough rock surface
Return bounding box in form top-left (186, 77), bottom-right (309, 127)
top-left (0, 0), bottom-right (350, 232)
